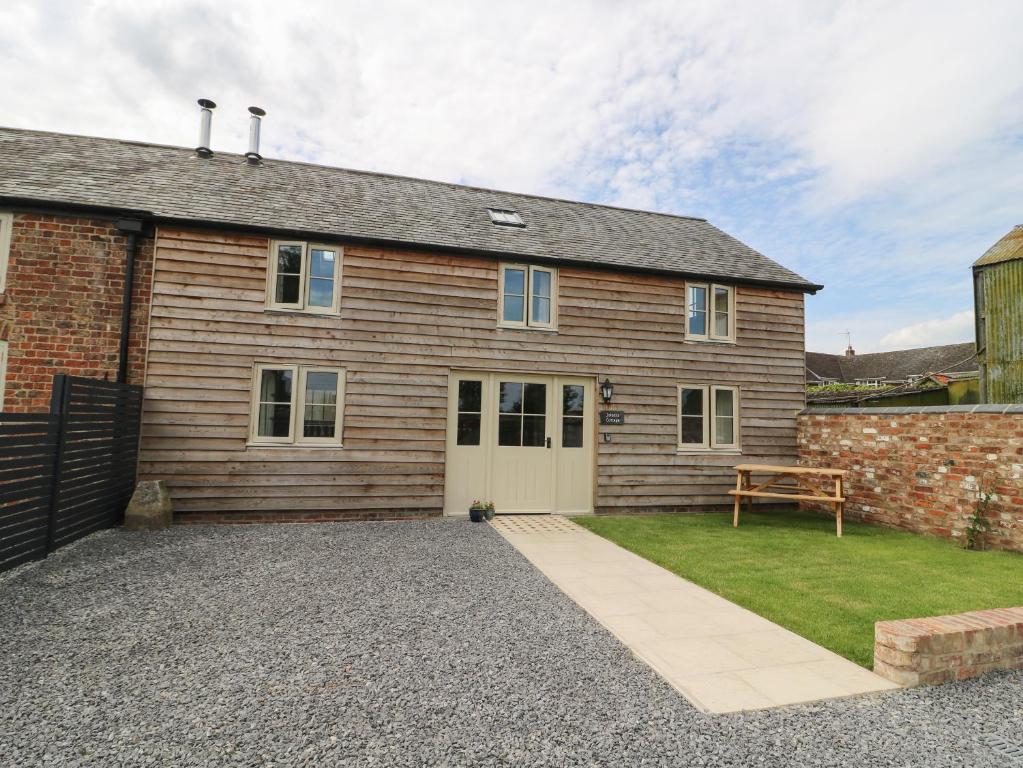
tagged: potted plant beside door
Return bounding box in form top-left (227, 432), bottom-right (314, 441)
top-left (469, 500), bottom-right (495, 522)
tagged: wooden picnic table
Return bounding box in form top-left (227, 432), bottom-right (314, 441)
top-left (728, 464), bottom-right (848, 537)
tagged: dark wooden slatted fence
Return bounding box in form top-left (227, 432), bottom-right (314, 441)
top-left (0, 414), bottom-right (59, 570)
top-left (0, 375), bottom-right (143, 572)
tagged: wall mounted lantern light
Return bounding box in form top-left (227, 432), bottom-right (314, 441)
top-left (600, 378), bottom-right (614, 404)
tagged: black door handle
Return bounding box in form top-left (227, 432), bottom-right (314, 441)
top-left (546, 437), bottom-right (552, 448)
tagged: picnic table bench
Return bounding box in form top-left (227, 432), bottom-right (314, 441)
top-left (728, 464), bottom-right (848, 537)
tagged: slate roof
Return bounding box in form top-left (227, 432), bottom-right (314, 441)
top-left (0, 127), bottom-right (820, 291)
top-left (804, 352), bottom-right (845, 382)
top-left (805, 342), bottom-right (978, 384)
top-left (973, 225), bottom-right (1023, 268)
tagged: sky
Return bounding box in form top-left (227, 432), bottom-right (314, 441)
top-left (1, 0), bottom-right (1021, 353)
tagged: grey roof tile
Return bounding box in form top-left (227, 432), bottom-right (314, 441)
top-left (805, 343), bottom-right (977, 383)
top-left (0, 127), bottom-right (820, 291)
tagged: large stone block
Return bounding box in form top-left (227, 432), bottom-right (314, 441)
top-left (124, 480), bottom-right (173, 531)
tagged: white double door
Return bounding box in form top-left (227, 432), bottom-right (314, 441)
top-left (444, 371), bottom-right (594, 515)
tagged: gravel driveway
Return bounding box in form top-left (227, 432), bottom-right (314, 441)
top-left (0, 520), bottom-right (1020, 767)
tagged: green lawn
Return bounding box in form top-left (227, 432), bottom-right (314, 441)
top-left (572, 510), bottom-right (1023, 668)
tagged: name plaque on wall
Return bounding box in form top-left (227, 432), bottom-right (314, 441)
top-left (599, 410), bottom-right (625, 425)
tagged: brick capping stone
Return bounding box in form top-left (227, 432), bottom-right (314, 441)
top-left (874, 607), bottom-right (1023, 686)
top-left (797, 409), bottom-right (1023, 551)
top-left (802, 404), bottom-right (1023, 415)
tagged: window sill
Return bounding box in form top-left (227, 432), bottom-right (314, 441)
top-left (676, 447), bottom-right (742, 455)
top-left (246, 442), bottom-right (344, 450)
top-left (264, 308), bottom-right (342, 318)
top-left (683, 337), bottom-right (736, 345)
top-left (496, 324), bottom-right (559, 333)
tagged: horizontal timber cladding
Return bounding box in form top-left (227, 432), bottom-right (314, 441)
top-left (139, 227), bottom-right (805, 518)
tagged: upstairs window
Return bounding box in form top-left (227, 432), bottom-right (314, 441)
top-left (488, 209), bottom-right (525, 227)
top-left (250, 363), bottom-right (344, 446)
top-left (499, 264), bottom-right (557, 330)
top-left (268, 241), bottom-right (341, 313)
top-left (685, 282), bottom-right (734, 342)
top-left (678, 384), bottom-right (740, 451)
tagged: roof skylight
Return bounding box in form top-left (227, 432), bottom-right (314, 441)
top-left (487, 208), bottom-right (525, 227)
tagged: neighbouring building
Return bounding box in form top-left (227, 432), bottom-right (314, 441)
top-left (0, 116), bottom-right (820, 521)
top-left (974, 225), bottom-right (1023, 404)
top-left (804, 343), bottom-right (979, 407)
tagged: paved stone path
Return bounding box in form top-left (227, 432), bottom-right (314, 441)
top-left (491, 514), bottom-right (899, 712)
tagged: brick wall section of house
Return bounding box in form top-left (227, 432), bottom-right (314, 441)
top-left (798, 407), bottom-right (1023, 551)
top-left (874, 607), bottom-right (1023, 686)
top-left (0, 213), bottom-right (154, 411)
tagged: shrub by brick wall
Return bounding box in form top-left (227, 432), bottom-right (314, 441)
top-left (798, 406), bottom-right (1023, 551)
top-left (0, 213), bottom-right (153, 411)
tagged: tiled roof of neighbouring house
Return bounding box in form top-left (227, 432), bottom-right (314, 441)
top-left (0, 126), bottom-right (821, 292)
top-left (973, 225), bottom-right (1023, 267)
top-left (805, 342), bottom-right (978, 383)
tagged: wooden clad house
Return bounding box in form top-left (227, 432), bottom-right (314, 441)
top-left (0, 127), bottom-right (821, 521)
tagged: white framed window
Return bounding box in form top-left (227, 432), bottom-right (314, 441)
top-left (249, 363), bottom-right (345, 446)
top-left (267, 241), bottom-right (341, 313)
top-left (855, 378), bottom-right (884, 388)
top-left (678, 384), bottom-right (740, 451)
top-left (0, 212), bottom-right (12, 293)
top-left (685, 282), bottom-right (734, 342)
top-left (0, 340), bottom-right (7, 411)
top-left (499, 263), bottom-right (557, 330)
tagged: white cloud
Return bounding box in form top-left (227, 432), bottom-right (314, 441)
top-left (878, 310), bottom-right (975, 351)
top-left (2, 1), bottom-right (1019, 207)
top-left (0, 0), bottom-right (1020, 353)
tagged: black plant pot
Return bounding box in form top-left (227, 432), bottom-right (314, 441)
top-left (469, 508), bottom-right (484, 522)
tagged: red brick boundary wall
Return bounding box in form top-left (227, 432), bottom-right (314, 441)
top-left (798, 406), bottom-right (1023, 551)
top-left (874, 607), bottom-right (1023, 685)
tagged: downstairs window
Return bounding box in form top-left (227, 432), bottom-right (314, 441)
top-left (678, 384), bottom-right (740, 451)
top-left (250, 364), bottom-right (344, 446)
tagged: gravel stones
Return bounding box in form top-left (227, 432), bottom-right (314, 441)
top-left (0, 520), bottom-right (1019, 767)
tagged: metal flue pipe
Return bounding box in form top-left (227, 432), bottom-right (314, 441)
top-left (196, 98), bottom-right (216, 157)
top-left (246, 106), bottom-right (266, 164)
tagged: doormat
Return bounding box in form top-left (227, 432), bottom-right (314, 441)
top-left (490, 515), bottom-right (582, 535)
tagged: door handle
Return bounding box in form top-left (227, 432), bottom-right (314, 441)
top-left (546, 437), bottom-right (552, 449)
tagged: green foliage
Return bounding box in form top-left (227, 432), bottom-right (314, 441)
top-left (965, 487), bottom-right (996, 550)
top-left (573, 510), bottom-right (1023, 668)
top-left (806, 383), bottom-right (893, 394)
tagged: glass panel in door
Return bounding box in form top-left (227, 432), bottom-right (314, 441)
top-left (498, 382), bottom-right (547, 447)
top-left (561, 384), bottom-right (584, 448)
